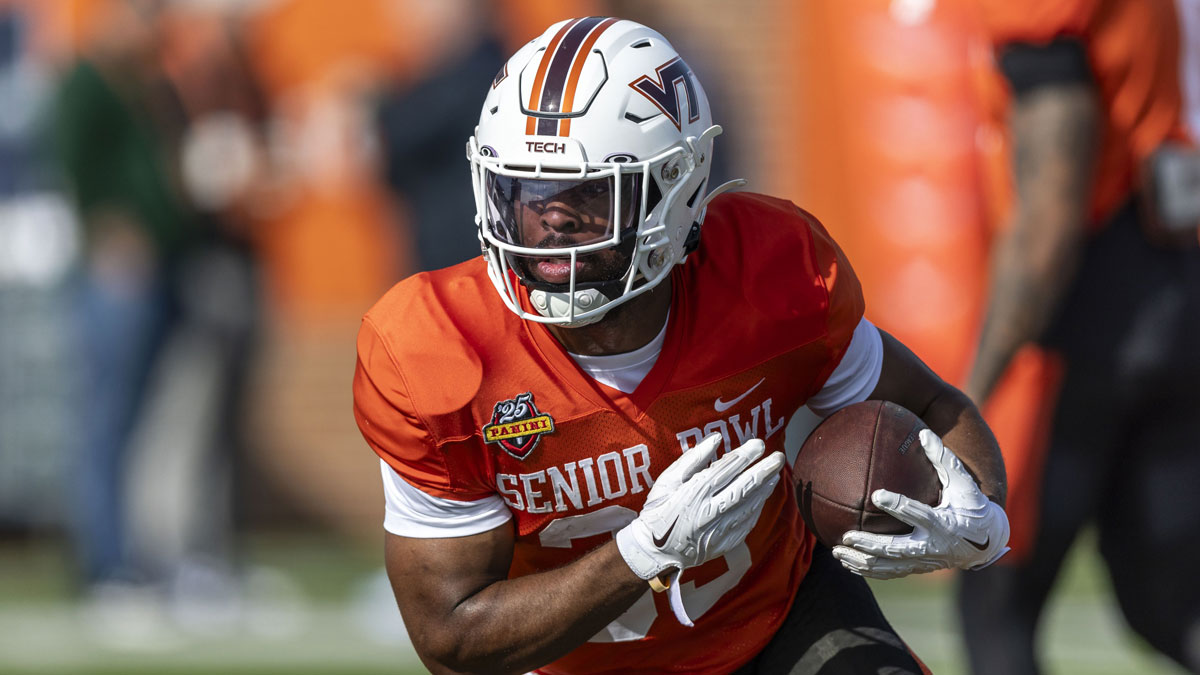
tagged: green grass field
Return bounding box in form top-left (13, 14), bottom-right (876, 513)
top-left (0, 530), bottom-right (1182, 674)
top-left (870, 533), bottom-right (1182, 674)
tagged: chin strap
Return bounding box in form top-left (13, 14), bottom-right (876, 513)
top-left (528, 287), bottom-right (609, 326)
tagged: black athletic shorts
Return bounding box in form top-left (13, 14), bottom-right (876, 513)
top-left (733, 545), bottom-right (926, 675)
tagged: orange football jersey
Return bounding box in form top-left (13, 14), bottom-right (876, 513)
top-left (978, 0), bottom-right (1190, 225)
top-left (353, 191), bottom-right (864, 674)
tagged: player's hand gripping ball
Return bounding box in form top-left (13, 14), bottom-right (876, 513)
top-left (794, 400), bottom-right (1010, 579)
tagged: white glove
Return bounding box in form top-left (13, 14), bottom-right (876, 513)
top-left (617, 433), bottom-right (784, 625)
top-left (832, 429), bottom-right (1010, 580)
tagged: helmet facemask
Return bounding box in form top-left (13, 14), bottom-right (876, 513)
top-left (469, 139), bottom-right (709, 326)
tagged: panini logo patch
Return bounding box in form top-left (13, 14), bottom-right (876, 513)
top-left (482, 392), bottom-right (555, 460)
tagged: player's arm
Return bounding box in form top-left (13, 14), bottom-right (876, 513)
top-left (385, 526), bottom-right (645, 674)
top-left (871, 331), bottom-right (1005, 506)
top-left (965, 38), bottom-right (1100, 403)
top-left (805, 319), bottom-right (1001, 504)
top-left (383, 435), bottom-right (783, 674)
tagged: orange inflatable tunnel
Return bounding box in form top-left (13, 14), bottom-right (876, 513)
top-left (777, 0), bottom-right (1053, 559)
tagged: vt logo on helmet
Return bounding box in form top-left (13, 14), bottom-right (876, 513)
top-left (467, 17), bottom-right (744, 327)
top-left (630, 56), bottom-right (702, 131)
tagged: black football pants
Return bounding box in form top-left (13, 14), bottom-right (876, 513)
top-left (734, 544), bottom-right (926, 675)
top-left (958, 201), bottom-right (1200, 674)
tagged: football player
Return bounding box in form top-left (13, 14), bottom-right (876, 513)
top-left (354, 17), bottom-right (1010, 674)
top-left (960, 0), bottom-right (1200, 672)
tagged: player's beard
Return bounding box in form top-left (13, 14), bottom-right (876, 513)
top-left (516, 233), bottom-right (635, 289)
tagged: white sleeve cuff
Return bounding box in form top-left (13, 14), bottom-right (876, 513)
top-left (380, 459), bottom-right (512, 538)
top-left (807, 318), bottom-right (883, 417)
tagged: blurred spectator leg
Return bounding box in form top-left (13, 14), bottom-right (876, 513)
top-left (124, 240), bottom-right (258, 632)
top-left (71, 248), bottom-right (166, 589)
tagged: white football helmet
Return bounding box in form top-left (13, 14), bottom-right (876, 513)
top-left (467, 17), bottom-right (743, 326)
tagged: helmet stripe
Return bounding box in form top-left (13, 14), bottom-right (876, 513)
top-left (560, 17), bottom-right (620, 137)
top-left (525, 18), bottom-right (582, 135)
top-left (537, 16), bottom-right (607, 125)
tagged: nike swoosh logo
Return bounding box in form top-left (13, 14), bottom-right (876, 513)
top-left (653, 518), bottom-right (678, 548)
top-left (965, 535), bottom-right (989, 551)
top-left (714, 377), bottom-right (766, 413)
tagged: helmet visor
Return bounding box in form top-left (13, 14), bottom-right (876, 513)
top-left (484, 172), bottom-right (642, 250)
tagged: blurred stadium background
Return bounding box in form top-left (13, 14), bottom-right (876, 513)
top-left (0, 0), bottom-right (1188, 673)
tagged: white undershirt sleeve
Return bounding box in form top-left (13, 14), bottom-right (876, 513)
top-left (806, 318), bottom-right (884, 417)
top-left (380, 459), bottom-right (512, 538)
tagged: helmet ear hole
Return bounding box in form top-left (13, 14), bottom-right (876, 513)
top-left (645, 177), bottom-right (664, 213)
top-left (686, 178), bottom-right (707, 208)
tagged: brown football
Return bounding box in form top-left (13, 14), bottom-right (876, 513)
top-left (793, 400), bottom-right (942, 548)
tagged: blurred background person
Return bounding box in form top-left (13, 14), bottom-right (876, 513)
top-left (125, 0), bottom-right (268, 629)
top-left (770, 0), bottom-right (1198, 671)
top-left (54, 0), bottom-right (196, 601)
top-left (957, 0), bottom-right (1200, 673)
top-left (53, 0), bottom-right (266, 636)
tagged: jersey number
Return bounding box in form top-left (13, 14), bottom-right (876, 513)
top-left (539, 505), bottom-right (751, 642)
